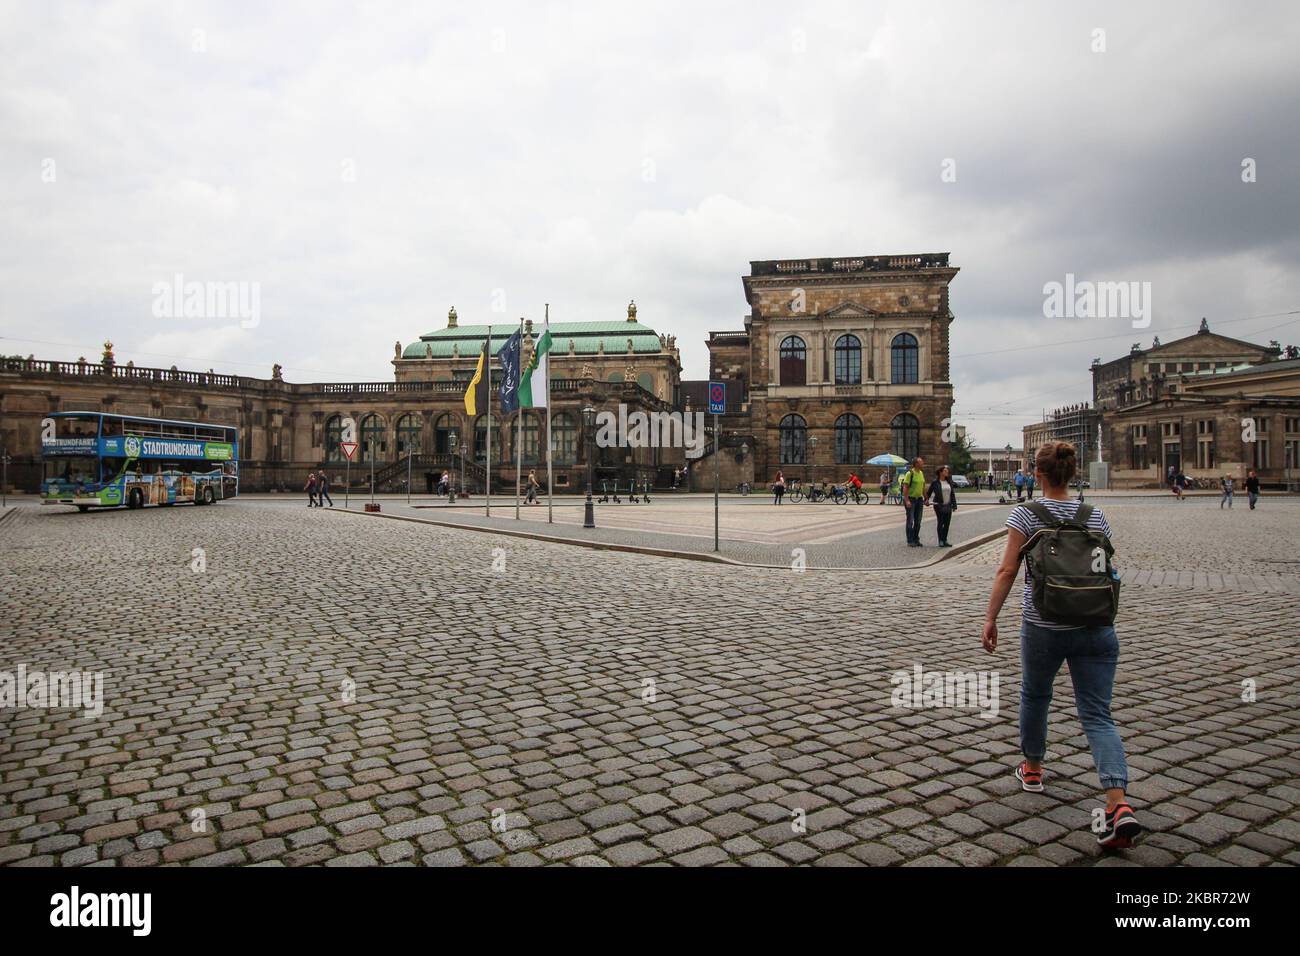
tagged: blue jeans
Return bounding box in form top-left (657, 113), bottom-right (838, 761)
top-left (905, 497), bottom-right (923, 542)
top-left (1019, 621), bottom-right (1128, 791)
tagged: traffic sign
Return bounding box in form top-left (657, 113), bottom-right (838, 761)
top-left (708, 381), bottom-right (726, 415)
top-left (340, 442), bottom-right (359, 461)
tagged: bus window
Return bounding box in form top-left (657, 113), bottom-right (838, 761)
top-left (101, 458), bottom-right (125, 482)
top-left (101, 418), bottom-right (123, 436)
top-left (55, 415), bottom-right (100, 439)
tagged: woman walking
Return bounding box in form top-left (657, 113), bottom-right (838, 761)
top-left (981, 441), bottom-right (1140, 849)
top-left (1220, 474), bottom-right (1234, 509)
top-left (925, 465), bottom-right (958, 547)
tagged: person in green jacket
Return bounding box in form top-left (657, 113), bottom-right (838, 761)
top-left (900, 457), bottom-right (926, 546)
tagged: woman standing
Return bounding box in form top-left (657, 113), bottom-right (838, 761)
top-left (981, 441), bottom-right (1140, 849)
top-left (925, 465), bottom-right (958, 546)
top-left (879, 471), bottom-right (890, 504)
top-left (772, 471), bottom-right (785, 505)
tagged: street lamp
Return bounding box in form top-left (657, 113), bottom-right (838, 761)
top-left (808, 433), bottom-right (818, 482)
top-left (447, 429), bottom-right (458, 504)
top-left (459, 441), bottom-right (468, 501)
top-left (582, 404), bottom-right (596, 528)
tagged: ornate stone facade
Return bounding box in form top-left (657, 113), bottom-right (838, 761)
top-left (699, 254), bottom-right (960, 487)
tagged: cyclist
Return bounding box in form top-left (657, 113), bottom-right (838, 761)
top-left (845, 471), bottom-right (864, 503)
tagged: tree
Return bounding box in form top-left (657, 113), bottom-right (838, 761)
top-left (949, 431), bottom-right (976, 478)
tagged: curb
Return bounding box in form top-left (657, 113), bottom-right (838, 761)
top-left (327, 506), bottom-right (1009, 573)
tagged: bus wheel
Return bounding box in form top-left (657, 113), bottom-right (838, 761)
top-left (202, 487), bottom-right (215, 505)
top-left (128, 489), bottom-right (143, 509)
top-left (77, 505), bottom-right (89, 513)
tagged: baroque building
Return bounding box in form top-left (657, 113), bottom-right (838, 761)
top-left (1, 302), bottom-right (685, 495)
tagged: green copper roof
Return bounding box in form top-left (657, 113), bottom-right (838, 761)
top-left (402, 320), bottom-right (662, 360)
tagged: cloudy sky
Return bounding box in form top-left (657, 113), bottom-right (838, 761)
top-left (2, 0), bottom-right (1298, 446)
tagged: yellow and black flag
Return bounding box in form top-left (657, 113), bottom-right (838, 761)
top-left (464, 341), bottom-right (490, 416)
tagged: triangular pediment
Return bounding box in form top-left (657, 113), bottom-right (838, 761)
top-left (819, 302), bottom-right (880, 319)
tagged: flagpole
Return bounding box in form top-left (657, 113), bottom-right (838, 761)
top-left (545, 304), bottom-right (553, 524)
top-left (515, 317), bottom-right (524, 520)
top-left (486, 324), bottom-right (492, 517)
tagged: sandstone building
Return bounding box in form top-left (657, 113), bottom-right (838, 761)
top-left (692, 253), bottom-right (960, 489)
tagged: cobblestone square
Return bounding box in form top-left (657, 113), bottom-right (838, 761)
top-left (1, 496), bottom-right (1297, 867)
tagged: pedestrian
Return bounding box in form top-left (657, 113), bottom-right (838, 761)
top-left (981, 440), bottom-right (1140, 849)
top-left (879, 471), bottom-right (890, 504)
top-left (1026, 472), bottom-right (1035, 500)
top-left (525, 469), bottom-right (540, 504)
top-left (900, 457), bottom-right (926, 546)
top-left (1173, 468), bottom-right (1187, 501)
top-left (317, 471), bottom-right (334, 507)
top-left (305, 471), bottom-right (318, 507)
top-left (925, 464), bottom-right (958, 547)
top-left (1245, 469), bottom-right (1260, 509)
top-left (1220, 474), bottom-right (1234, 509)
top-left (772, 470), bottom-right (785, 505)
top-left (1014, 468), bottom-right (1025, 502)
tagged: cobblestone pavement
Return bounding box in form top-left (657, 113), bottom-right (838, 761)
top-left (1, 499), bottom-right (1297, 867)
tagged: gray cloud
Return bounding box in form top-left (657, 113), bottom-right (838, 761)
top-left (1, 0), bottom-right (1297, 447)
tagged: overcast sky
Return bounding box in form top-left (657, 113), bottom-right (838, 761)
top-left (2, 0), bottom-right (1298, 446)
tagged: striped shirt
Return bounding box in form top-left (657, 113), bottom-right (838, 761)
top-left (1006, 498), bottom-right (1113, 630)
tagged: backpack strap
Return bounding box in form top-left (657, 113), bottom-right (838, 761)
top-left (1023, 500), bottom-right (1059, 527)
top-left (1072, 502), bottom-right (1095, 526)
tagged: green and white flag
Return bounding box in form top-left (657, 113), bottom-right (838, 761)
top-left (519, 320), bottom-right (553, 408)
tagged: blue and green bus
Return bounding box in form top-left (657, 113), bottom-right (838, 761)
top-left (41, 412), bottom-right (239, 511)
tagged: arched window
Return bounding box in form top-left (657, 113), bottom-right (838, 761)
top-left (835, 413), bottom-right (862, 465)
top-left (395, 413), bottom-right (422, 457)
top-left (779, 335), bottom-right (807, 386)
top-left (474, 414), bottom-right (497, 462)
top-left (834, 335), bottom-right (861, 385)
top-left (433, 413), bottom-right (456, 455)
top-left (325, 415), bottom-right (344, 463)
top-left (779, 414), bottom-right (807, 464)
top-left (551, 413), bottom-right (577, 464)
top-left (891, 413), bottom-right (920, 463)
top-left (891, 333), bottom-right (919, 384)
top-left (360, 414), bottom-right (386, 462)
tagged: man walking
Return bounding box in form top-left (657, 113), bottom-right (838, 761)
top-left (1014, 468), bottom-right (1025, 502)
top-left (1245, 469), bottom-right (1260, 509)
top-left (901, 457), bottom-right (926, 547)
top-left (317, 471), bottom-right (334, 507)
top-left (1026, 472), bottom-right (1035, 500)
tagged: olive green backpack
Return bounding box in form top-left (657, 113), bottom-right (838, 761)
top-left (1017, 501), bottom-right (1120, 626)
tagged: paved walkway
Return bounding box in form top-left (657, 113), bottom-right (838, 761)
top-left (1, 498), bottom-right (1297, 867)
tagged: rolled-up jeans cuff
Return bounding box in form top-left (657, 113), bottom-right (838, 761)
top-left (1099, 775), bottom-right (1127, 790)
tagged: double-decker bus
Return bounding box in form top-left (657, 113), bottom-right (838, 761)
top-left (41, 412), bottom-right (239, 511)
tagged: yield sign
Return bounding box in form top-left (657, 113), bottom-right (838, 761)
top-left (340, 442), bottom-right (359, 461)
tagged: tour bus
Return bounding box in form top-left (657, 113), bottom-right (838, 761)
top-left (41, 412), bottom-right (239, 511)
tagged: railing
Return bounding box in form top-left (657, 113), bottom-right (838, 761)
top-left (752, 253), bottom-right (950, 277)
top-left (4, 357), bottom-right (670, 409)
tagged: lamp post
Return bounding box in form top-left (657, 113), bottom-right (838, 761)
top-left (582, 404), bottom-right (596, 528)
top-left (808, 433), bottom-right (819, 483)
top-left (447, 430), bottom-right (458, 504)
top-left (460, 442), bottom-right (469, 500)
top-left (1, 448), bottom-right (8, 507)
